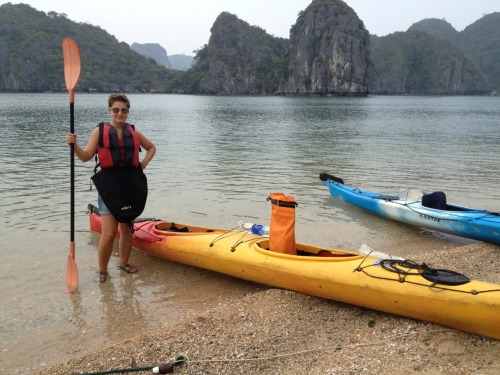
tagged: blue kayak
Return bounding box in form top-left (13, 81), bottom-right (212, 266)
top-left (319, 173), bottom-right (500, 245)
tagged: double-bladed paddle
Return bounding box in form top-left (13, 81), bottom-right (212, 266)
top-left (62, 38), bottom-right (81, 293)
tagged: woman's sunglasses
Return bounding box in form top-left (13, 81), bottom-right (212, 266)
top-left (110, 108), bottom-right (129, 114)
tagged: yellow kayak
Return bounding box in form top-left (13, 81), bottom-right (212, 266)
top-left (88, 204), bottom-right (500, 339)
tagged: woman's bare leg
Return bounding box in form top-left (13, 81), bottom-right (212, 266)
top-left (118, 222), bottom-right (137, 272)
top-left (98, 214), bottom-right (119, 274)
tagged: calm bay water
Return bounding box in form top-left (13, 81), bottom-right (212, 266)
top-left (1, 93), bottom-right (499, 373)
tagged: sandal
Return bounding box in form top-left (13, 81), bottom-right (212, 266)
top-left (98, 271), bottom-right (108, 283)
top-left (118, 264), bottom-right (138, 274)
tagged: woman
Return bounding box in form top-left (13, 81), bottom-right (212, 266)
top-left (66, 93), bottom-right (156, 282)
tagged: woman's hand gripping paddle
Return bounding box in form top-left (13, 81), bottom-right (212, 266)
top-left (62, 38), bottom-right (81, 292)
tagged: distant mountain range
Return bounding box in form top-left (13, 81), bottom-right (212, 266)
top-left (0, 0), bottom-right (498, 95)
top-left (130, 43), bottom-right (194, 71)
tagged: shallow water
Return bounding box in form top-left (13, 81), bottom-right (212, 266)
top-left (0, 93), bottom-right (499, 373)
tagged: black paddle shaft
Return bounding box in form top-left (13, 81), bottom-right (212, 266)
top-left (70, 102), bottom-right (75, 243)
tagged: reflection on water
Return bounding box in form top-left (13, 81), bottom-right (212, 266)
top-left (0, 93), bottom-right (499, 373)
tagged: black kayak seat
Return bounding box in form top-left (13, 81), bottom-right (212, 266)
top-left (422, 191), bottom-right (447, 210)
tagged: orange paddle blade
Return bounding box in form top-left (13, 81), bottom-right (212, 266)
top-left (62, 38), bottom-right (81, 102)
top-left (65, 242), bottom-right (78, 292)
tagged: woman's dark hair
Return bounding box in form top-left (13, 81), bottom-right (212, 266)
top-left (108, 93), bottom-right (130, 108)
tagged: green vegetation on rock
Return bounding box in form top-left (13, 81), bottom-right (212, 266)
top-left (0, 2), bottom-right (498, 95)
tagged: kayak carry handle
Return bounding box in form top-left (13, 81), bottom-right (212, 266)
top-left (319, 173), bottom-right (344, 184)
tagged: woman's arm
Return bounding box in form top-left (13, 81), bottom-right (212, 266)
top-left (136, 130), bottom-right (156, 169)
top-left (66, 127), bottom-right (99, 162)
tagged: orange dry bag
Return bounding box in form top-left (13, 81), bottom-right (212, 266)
top-left (268, 192), bottom-right (298, 255)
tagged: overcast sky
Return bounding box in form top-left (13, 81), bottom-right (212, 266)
top-left (2, 0), bottom-right (498, 55)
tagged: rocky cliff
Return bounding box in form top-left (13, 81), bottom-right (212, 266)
top-left (369, 30), bottom-right (488, 95)
top-left (408, 14), bottom-right (500, 93)
top-left (195, 0), bottom-right (371, 96)
top-left (286, 0), bottom-right (370, 95)
top-left (196, 12), bottom-right (288, 94)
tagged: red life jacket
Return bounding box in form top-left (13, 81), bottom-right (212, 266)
top-left (97, 122), bottom-right (140, 168)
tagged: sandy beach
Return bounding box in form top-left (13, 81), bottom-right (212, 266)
top-left (2, 93), bottom-right (499, 375)
top-left (36, 242), bottom-right (499, 375)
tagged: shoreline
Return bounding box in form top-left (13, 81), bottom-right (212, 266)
top-left (36, 243), bottom-right (499, 375)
